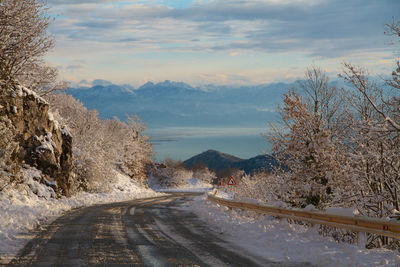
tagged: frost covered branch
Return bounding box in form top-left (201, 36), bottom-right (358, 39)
top-left (0, 0), bottom-right (64, 95)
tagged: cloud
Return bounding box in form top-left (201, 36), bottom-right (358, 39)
top-left (119, 37), bottom-right (138, 42)
top-left (50, 0), bottom-right (117, 4)
top-left (256, 107), bottom-right (276, 112)
top-left (46, 0), bottom-right (399, 85)
top-left (48, 0), bottom-right (399, 58)
top-left (196, 23), bottom-right (232, 34)
top-left (66, 64), bottom-right (84, 70)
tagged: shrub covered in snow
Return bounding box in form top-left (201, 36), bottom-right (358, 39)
top-left (226, 172), bottom-right (288, 206)
top-left (46, 93), bottom-right (153, 193)
top-left (192, 167), bottom-right (217, 185)
top-left (148, 165), bottom-right (193, 188)
top-left (148, 163), bottom-right (215, 189)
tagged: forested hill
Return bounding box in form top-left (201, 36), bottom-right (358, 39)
top-left (183, 149), bottom-right (277, 175)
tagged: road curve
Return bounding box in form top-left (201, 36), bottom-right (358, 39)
top-left (8, 193), bottom-right (313, 266)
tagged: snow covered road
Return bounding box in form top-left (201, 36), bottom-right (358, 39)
top-left (6, 193), bottom-right (313, 266)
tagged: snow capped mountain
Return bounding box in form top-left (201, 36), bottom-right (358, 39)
top-left (137, 80), bottom-right (196, 91)
top-left (67, 79), bottom-right (289, 128)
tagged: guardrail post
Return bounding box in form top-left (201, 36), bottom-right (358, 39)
top-left (212, 189), bottom-right (217, 196)
top-left (308, 223), bottom-right (319, 236)
top-left (357, 232), bottom-right (366, 249)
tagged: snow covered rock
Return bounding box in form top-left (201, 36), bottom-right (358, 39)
top-left (0, 83), bottom-right (73, 196)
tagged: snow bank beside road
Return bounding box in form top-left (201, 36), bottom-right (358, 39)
top-left (184, 194), bottom-right (400, 267)
top-left (150, 176), bottom-right (213, 193)
top-left (0, 169), bottom-right (161, 264)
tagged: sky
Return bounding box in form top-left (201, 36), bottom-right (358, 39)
top-left (46, 0), bottom-right (400, 87)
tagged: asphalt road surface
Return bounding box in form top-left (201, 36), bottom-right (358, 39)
top-left (8, 193), bottom-right (313, 266)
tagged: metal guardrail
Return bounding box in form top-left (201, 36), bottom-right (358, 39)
top-left (207, 193), bottom-right (400, 240)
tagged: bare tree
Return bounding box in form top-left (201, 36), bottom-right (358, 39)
top-left (340, 20), bottom-right (400, 132)
top-left (341, 63), bottom-right (400, 131)
top-left (266, 68), bottom-right (351, 208)
top-left (267, 90), bottom-right (348, 208)
top-left (385, 18), bottom-right (400, 43)
top-left (0, 0), bottom-right (63, 95)
top-left (119, 115), bottom-right (153, 182)
top-left (340, 55), bottom-right (400, 216)
top-left (299, 67), bottom-right (343, 130)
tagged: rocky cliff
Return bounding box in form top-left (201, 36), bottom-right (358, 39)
top-left (0, 83), bottom-right (73, 196)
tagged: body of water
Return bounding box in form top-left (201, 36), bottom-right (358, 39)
top-left (148, 128), bottom-right (271, 161)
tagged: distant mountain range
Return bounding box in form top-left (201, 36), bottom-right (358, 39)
top-left (67, 79), bottom-right (290, 128)
top-left (183, 149), bottom-right (278, 175)
top-left (65, 79), bottom-right (340, 160)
